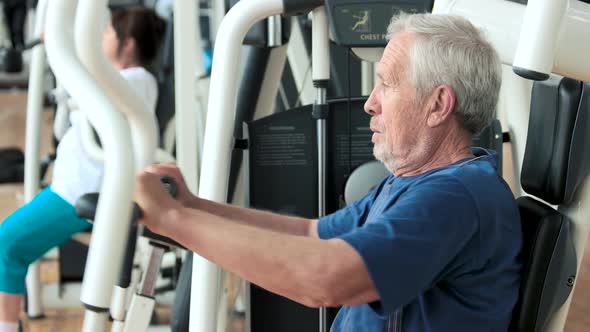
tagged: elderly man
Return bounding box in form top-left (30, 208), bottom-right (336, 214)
top-left (135, 13), bottom-right (521, 332)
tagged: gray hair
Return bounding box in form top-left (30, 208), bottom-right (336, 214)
top-left (387, 13), bottom-right (501, 134)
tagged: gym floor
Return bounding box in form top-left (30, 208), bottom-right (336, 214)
top-left (0, 90), bottom-right (589, 331)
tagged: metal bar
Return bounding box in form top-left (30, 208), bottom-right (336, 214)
top-left (23, 0), bottom-right (48, 317)
top-left (191, 0), bottom-right (286, 331)
top-left (312, 7), bottom-right (330, 332)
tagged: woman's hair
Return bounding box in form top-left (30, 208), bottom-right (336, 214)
top-left (110, 7), bottom-right (166, 66)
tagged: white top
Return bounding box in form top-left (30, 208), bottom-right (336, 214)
top-left (51, 67), bottom-right (158, 205)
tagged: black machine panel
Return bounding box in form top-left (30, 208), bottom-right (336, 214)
top-left (249, 98), bottom-right (372, 218)
top-left (248, 105), bottom-right (318, 218)
top-left (325, 0), bottom-right (434, 47)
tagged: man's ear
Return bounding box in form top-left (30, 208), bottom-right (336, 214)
top-left (426, 85), bottom-right (455, 128)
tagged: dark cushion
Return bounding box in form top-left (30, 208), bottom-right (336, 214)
top-left (509, 197), bottom-right (577, 332)
top-left (521, 77), bottom-right (590, 205)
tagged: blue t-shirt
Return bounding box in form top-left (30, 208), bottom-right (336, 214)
top-left (318, 151), bottom-right (522, 332)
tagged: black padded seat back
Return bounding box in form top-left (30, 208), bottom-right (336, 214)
top-left (520, 77), bottom-right (590, 205)
top-left (509, 76), bottom-right (590, 331)
top-left (509, 197), bottom-right (576, 332)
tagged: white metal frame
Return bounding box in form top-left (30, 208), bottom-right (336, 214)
top-left (23, 0), bottom-right (49, 318)
top-left (190, 0), bottom-right (286, 331)
top-left (74, 2), bottom-right (154, 330)
top-left (44, 0), bottom-right (135, 331)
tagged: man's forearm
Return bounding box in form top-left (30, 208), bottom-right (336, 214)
top-left (187, 196), bottom-right (316, 237)
top-left (161, 207), bottom-right (376, 308)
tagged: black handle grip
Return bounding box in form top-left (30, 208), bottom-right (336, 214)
top-left (160, 175), bottom-right (178, 198)
top-left (75, 176), bottom-right (178, 221)
top-left (73, 176), bottom-right (180, 289)
top-left (75, 193), bottom-right (100, 221)
top-left (132, 176), bottom-right (178, 220)
top-left (118, 221), bottom-right (138, 287)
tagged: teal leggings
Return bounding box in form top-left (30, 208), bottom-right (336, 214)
top-left (0, 187), bottom-right (91, 293)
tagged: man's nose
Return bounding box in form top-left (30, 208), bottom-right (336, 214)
top-left (364, 90), bottom-right (380, 116)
